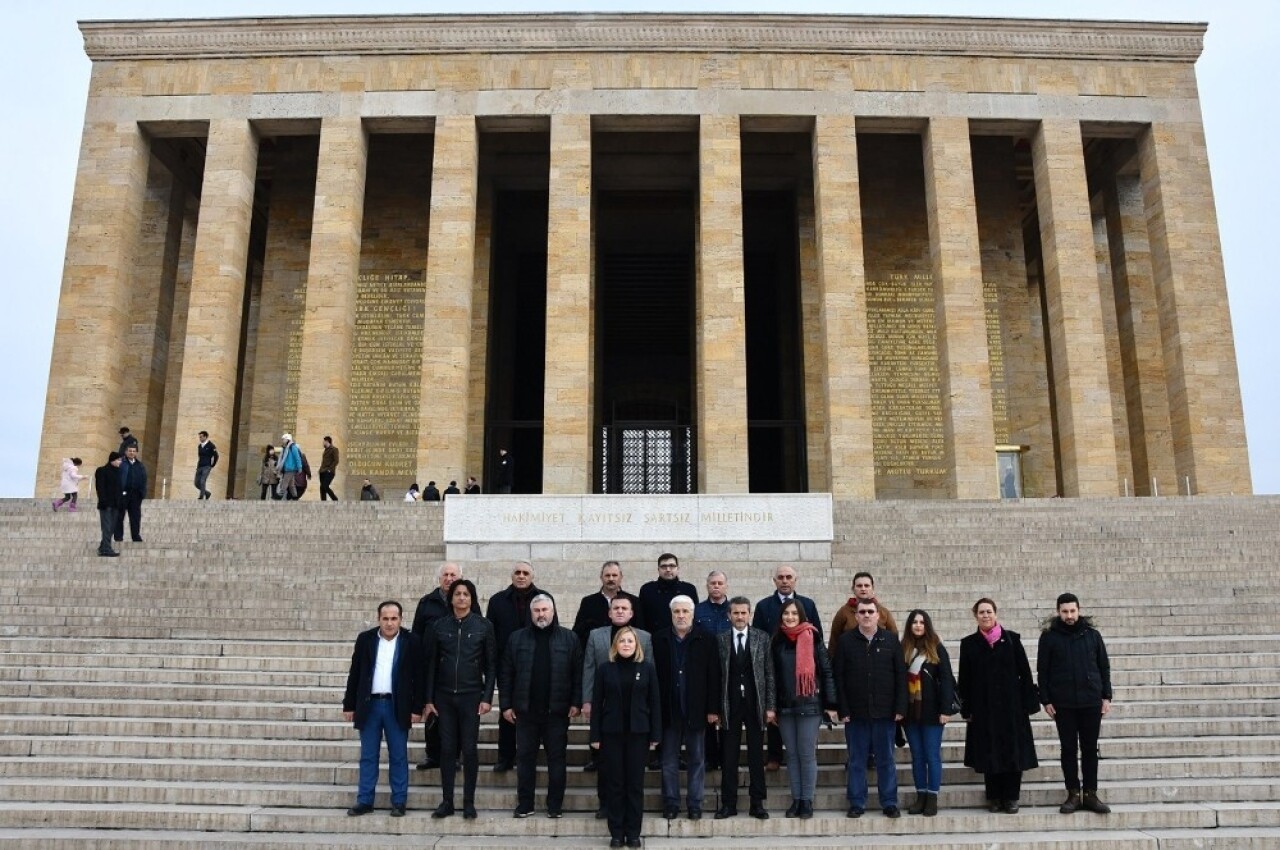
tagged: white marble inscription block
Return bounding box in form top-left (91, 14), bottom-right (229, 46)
top-left (444, 494), bottom-right (833, 543)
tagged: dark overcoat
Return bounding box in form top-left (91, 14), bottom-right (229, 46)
top-left (957, 628), bottom-right (1039, 774)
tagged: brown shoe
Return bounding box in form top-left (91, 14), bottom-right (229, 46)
top-left (1059, 792), bottom-right (1082, 814)
top-left (923, 794), bottom-right (938, 817)
top-left (1082, 791), bottom-right (1111, 814)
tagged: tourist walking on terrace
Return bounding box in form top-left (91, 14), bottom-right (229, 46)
top-left (958, 597), bottom-right (1039, 814)
top-left (590, 626), bottom-right (662, 848)
top-left (276, 434), bottom-right (302, 500)
top-left (53, 457), bottom-right (86, 512)
top-left (257, 445), bottom-right (279, 500)
top-left (342, 600), bottom-right (425, 817)
top-left (318, 436), bottom-right (340, 501)
top-left (900, 609), bottom-right (959, 816)
top-left (770, 598), bottom-right (837, 819)
top-left (194, 431), bottom-right (219, 500)
top-left (93, 452), bottom-right (123, 557)
top-left (1038, 592), bottom-right (1113, 815)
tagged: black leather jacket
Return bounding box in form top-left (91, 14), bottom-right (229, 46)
top-left (426, 611), bottom-right (497, 703)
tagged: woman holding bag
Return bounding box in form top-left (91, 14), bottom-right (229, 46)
top-left (900, 609), bottom-right (958, 816)
top-left (957, 598), bottom-right (1039, 814)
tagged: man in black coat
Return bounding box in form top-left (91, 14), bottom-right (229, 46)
top-left (752, 564), bottom-right (823, 770)
top-left (638, 552), bottom-right (699, 639)
top-left (573, 560), bottom-right (646, 646)
top-left (1038, 592), bottom-right (1114, 815)
top-left (93, 452), bottom-right (123, 557)
top-left (653, 595), bottom-right (721, 820)
top-left (411, 562), bottom-right (463, 770)
top-left (834, 598), bottom-right (907, 818)
top-left (485, 561), bottom-right (547, 771)
top-left (499, 594), bottom-right (582, 818)
top-left (113, 445), bottom-right (146, 543)
top-left (341, 601), bottom-right (425, 817)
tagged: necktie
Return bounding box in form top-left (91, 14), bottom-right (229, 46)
top-left (737, 633), bottom-right (746, 656)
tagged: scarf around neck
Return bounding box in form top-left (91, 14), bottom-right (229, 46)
top-left (780, 622), bottom-right (818, 697)
top-left (981, 622), bottom-right (1003, 647)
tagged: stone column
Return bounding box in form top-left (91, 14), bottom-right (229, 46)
top-left (810, 115), bottom-right (875, 499)
top-left (37, 120), bottom-right (151, 496)
top-left (417, 116), bottom-right (478, 487)
top-left (797, 192), bottom-right (829, 493)
top-left (543, 113), bottom-right (593, 493)
top-left (1030, 119), bottom-right (1119, 496)
top-left (168, 119), bottom-right (259, 499)
top-left (1103, 172), bottom-right (1176, 495)
top-left (295, 118), bottom-right (368, 498)
top-left (1138, 122), bottom-right (1251, 495)
top-left (696, 115), bottom-right (750, 493)
top-left (923, 117), bottom-right (998, 499)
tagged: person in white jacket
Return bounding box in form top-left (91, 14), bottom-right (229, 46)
top-left (53, 457), bottom-right (87, 512)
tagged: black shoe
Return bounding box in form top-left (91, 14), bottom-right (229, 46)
top-left (547, 809), bottom-right (563, 818)
top-left (514, 805), bottom-right (535, 818)
top-left (647, 757), bottom-right (661, 771)
top-left (987, 800), bottom-right (1003, 813)
top-left (131, 537), bottom-right (143, 543)
top-left (798, 800), bottom-right (813, 819)
top-left (417, 757), bottom-right (440, 771)
top-left (390, 804), bottom-right (406, 817)
top-left (884, 806), bottom-right (901, 818)
top-left (596, 807), bottom-right (608, 820)
top-left (432, 801), bottom-right (455, 819)
top-left (493, 759), bottom-right (514, 773)
top-left (463, 804), bottom-right (478, 819)
top-left (786, 801), bottom-right (799, 818)
top-left (714, 806), bottom-right (737, 819)
top-left (347, 803), bottom-right (374, 816)
top-left (688, 809), bottom-right (702, 820)
top-left (99, 551), bottom-right (119, 557)
top-left (749, 803), bottom-right (769, 820)
top-left (626, 840), bottom-right (642, 848)
top-left (663, 805), bottom-right (679, 820)
top-left (1003, 800), bottom-right (1020, 814)
top-left (609, 840), bottom-right (624, 848)
top-left (847, 806), bottom-right (864, 818)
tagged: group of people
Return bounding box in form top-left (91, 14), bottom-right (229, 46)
top-left (403, 477), bottom-right (482, 501)
top-left (344, 557), bottom-right (1115, 842)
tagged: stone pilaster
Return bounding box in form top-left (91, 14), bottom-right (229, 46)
top-left (466, 184), bottom-right (493, 486)
top-left (295, 118), bottom-right (368, 498)
top-left (797, 191), bottom-right (829, 493)
top-left (1094, 212), bottom-right (1134, 488)
top-left (1030, 119), bottom-right (1119, 496)
top-left (923, 117), bottom-right (997, 499)
top-left (154, 195), bottom-right (199, 495)
top-left (696, 114), bottom-right (750, 493)
top-left (1104, 172), bottom-right (1176, 495)
top-left (810, 115), bottom-right (875, 499)
top-left (36, 121), bottom-right (150, 496)
top-left (1138, 122), bottom-right (1251, 495)
top-left (168, 119), bottom-right (259, 499)
top-left (417, 116), bottom-right (478, 486)
top-left (542, 113), bottom-right (593, 493)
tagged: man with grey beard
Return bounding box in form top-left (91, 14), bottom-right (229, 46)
top-left (499, 594), bottom-right (582, 818)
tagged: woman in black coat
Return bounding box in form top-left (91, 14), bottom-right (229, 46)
top-left (589, 626), bottom-right (662, 848)
top-left (957, 597), bottom-right (1039, 814)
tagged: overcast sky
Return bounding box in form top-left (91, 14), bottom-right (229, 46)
top-left (2, 1), bottom-right (1275, 497)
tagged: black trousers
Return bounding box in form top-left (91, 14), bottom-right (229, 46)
top-left (984, 771), bottom-right (1022, 802)
top-left (319, 471), bottom-right (338, 501)
top-left (113, 495), bottom-right (142, 541)
top-left (601, 732), bottom-right (649, 841)
top-left (721, 702), bottom-right (767, 806)
top-left (421, 716), bottom-right (441, 763)
top-left (1054, 705), bottom-right (1103, 792)
top-left (97, 506), bottom-right (117, 554)
top-left (436, 691), bottom-right (482, 805)
top-left (767, 724), bottom-right (783, 762)
top-left (515, 713), bottom-right (569, 811)
top-left (704, 722), bottom-right (722, 768)
top-left (498, 714), bottom-right (516, 763)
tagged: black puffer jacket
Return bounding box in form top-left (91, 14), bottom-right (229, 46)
top-left (834, 627), bottom-right (908, 720)
top-left (426, 611), bottom-right (497, 703)
top-left (499, 623), bottom-right (582, 715)
top-left (1037, 617), bottom-right (1112, 709)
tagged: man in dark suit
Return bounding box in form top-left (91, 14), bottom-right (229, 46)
top-left (573, 560), bottom-right (646, 647)
top-left (411, 562), bottom-right (462, 770)
top-left (753, 564), bottom-right (823, 770)
top-left (653, 595), bottom-right (721, 820)
top-left (93, 451), bottom-right (123, 557)
top-left (341, 600), bottom-right (425, 817)
top-left (715, 596), bottom-right (775, 820)
top-left (486, 561), bottom-right (547, 772)
top-left (113, 445), bottom-right (147, 543)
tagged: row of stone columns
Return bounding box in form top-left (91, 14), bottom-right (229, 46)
top-left (38, 112), bottom-right (1250, 499)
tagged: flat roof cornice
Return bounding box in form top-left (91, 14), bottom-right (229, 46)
top-left (79, 13), bottom-right (1205, 63)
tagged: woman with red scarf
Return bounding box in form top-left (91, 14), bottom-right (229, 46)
top-left (958, 597), bottom-right (1039, 814)
top-left (770, 599), bottom-right (837, 818)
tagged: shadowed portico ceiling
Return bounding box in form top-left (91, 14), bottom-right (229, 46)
top-left (80, 13), bottom-right (1204, 63)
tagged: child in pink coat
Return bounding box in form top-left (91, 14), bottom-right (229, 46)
top-left (53, 457), bottom-right (87, 512)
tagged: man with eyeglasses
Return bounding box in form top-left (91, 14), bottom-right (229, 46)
top-left (486, 561), bottom-right (548, 772)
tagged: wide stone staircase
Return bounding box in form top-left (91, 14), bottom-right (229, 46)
top-left (1, 496), bottom-right (1278, 848)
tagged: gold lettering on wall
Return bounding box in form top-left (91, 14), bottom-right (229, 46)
top-left (347, 272), bottom-right (426, 479)
top-left (984, 275), bottom-right (1011, 444)
top-left (867, 272), bottom-right (947, 485)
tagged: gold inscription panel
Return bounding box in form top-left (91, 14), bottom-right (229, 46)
top-left (984, 275), bottom-right (1010, 444)
top-left (867, 272), bottom-right (947, 489)
top-left (347, 272), bottom-right (426, 482)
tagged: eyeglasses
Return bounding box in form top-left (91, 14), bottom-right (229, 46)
top-left (513, 570), bottom-right (531, 576)
top-left (856, 610), bottom-right (879, 616)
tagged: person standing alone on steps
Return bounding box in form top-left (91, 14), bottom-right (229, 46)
top-left (194, 431), bottom-right (219, 500)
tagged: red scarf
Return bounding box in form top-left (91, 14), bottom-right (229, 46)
top-left (780, 622), bottom-right (818, 697)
